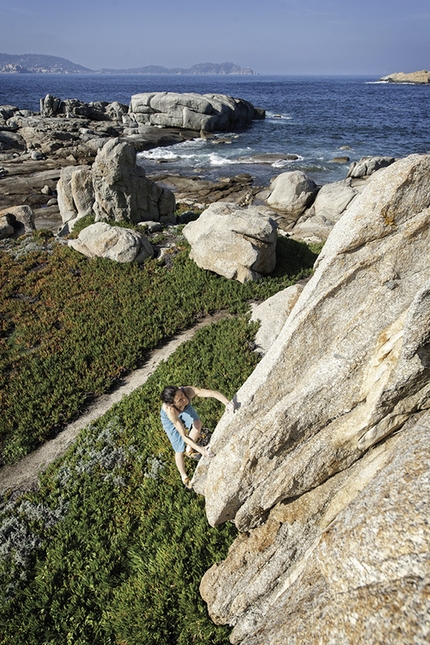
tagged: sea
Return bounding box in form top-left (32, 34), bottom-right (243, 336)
top-left (1, 73), bottom-right (429, 187)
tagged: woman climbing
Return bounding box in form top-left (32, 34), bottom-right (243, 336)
top-left (160, 385), bottom-right (234, 489)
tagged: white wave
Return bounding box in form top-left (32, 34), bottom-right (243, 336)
top-left (139, 148), bottom-right (180, 161)
top-left (208, 152), bottom-right (237, 166)
top-left (266, 112), bottom-right (293, 120)
top-left (366, 80), bottom-right (417, 85)
top-left (137, 137), bottom-right (207, 161)
top-left (271, 156), bottom-right (303, 168)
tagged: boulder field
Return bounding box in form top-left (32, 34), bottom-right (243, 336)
top-left (0, 92), bottom-right (264, 229)
top-left (193, 153), bottom-right (430, 645)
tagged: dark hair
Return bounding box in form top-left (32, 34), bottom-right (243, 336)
top-left (160, 385), bottom-right (179, 404)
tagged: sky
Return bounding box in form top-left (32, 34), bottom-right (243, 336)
top-left (0, 0), bottom-right (429, 76)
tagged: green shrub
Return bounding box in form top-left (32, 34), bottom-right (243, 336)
top-left (0, 236), bottom-right (319, 464)
top-left (67, 214), bottom-right (96, 237)
top-left (0, 316), bottom-right (258, 645)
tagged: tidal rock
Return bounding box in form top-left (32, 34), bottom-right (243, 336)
top-left (193, 153), bottom-right (430, 642)
top-left (266, 170), bottom-right (318, 216)
top-left (68, 222), bottom-right (153, 263)
top-left (57, 165), bottom-right (92, 223)
top-left (183, 202), bottom-right (277, 283)
top-left (17, 115), bottom-right (91, 158)
top-left (347, 155), bottom-right (396, 178)
top-left (30, 151), bottom-right (45, 161)
top-left (57, 139), bottom-right (176, 226)
top-left (40, 94), bottom-right (129, 120)
top-left (39, 94), bottom-right (62, 117)
top-left (0, 105), bottom-right (19, 123)
top-left (0, 129), bottom-right (25, 151)
top-left (329, 155), bottom-right (350, 162)
top-left (129, 92), bottom-right (260, 132)
top-left (69, 166), bottom-right (94, 220)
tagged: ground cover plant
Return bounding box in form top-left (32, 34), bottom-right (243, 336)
top-left (0, 316), bottom-right (259, 645)
top-left (0, 230), bottom-right (320, 465)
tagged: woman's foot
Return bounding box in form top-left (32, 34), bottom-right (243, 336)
top-left (185, 449), bottom-right (201, 460)
top-left (181, 474), bottom-right (193, 489)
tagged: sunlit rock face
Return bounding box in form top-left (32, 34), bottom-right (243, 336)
top-left (194, 154), bottom-right (430, 644)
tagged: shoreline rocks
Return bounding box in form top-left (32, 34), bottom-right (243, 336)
top-left (0, 87), bottom-right (423, 251)
top-left (57, 138), bottom-right (176, 230)
top-left (0, 92), bottom-right (264, 234)
top-left (266, 170), bottom-right (318, 215)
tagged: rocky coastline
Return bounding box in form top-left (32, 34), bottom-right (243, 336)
top-left (0, 92), bottom-right (265, 232)
top-left (1, 88), bottom-right (429, 643)
top-left (1, 89), bottom-right (398, 248)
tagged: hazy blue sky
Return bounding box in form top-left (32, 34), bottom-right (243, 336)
top-left (0, 0), bottom-right (428, 75)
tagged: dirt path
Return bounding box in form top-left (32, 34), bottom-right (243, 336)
top-left (0, 312), bottom-right (229, 497)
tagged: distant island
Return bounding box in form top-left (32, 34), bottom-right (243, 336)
top-left (0, 53), bottom-right (258, 75)
top-left (378, 70), bottom-right (430, 84)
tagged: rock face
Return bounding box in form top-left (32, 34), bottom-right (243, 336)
top-left (379, 70), bottom-right (430, 84)
top-left (183, 203), bottom-right (278, 283)
top-left (250, 284), bottom-right (304, 354)
top-left (57, 139), bottom-right (176, 229)
top-left (194, 154), bottom-right (430, 644)
top-left (68, 222), bottom-right (153, 263)
top-left (129, 92), bottom-right (261, 132)
top-left (266, 170), bottom-right (318, 216)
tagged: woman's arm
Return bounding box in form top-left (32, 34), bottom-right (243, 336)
top-left (185, 386), bottom-right (233, 409)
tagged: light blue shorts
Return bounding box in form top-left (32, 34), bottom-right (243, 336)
top-left (160, 404), bottom-right (200, 453)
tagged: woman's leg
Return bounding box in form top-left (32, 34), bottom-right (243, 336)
top-left (188, 419), bottom-right (202, 445)
top-left (175, 451), bottom-right (187, 479)
top-left (175, 452), bottom-right (192, 488)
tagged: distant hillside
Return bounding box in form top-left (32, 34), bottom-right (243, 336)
top-left (0, 53), bottom-right (92, 74)
top-left (0, 53), bottom-right (257, 75)
top-left (100, 62), bottom-right (258, 75)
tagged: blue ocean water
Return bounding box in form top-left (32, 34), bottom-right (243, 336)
top-left (1, 73), bottom-right (429, 185)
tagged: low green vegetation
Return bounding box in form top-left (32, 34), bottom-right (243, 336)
top-left (0, 226), bottom-right (321, 644)
top-left (0, 316), bottom-right (257, 645)
top-left (0, 230), bottom-right (320, 465)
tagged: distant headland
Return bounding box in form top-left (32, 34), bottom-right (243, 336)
top-left (378, 70), bottom-right (430, 84)
top-left (0, 53), bottom-right (258, 75)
